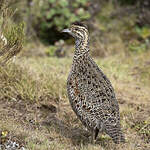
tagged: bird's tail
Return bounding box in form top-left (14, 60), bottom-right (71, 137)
top-left (105, 123), bottom-right (125, 144)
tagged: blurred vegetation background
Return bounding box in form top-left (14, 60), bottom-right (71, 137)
top-left (5, 0), bottom-right (149, 57)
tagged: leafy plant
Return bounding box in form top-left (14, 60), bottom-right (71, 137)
top-left (128, 40), bottom-right (147, 53)
top-left (30, 0), bottom-right (90, 43)
top-left (39, 0), bottom-right (90, 30)
top-left (135, 26), bottom-right (150, 40)
top-left (45, 45), bottom-right (57, 56)
top-left (128, 26), bottom-right (150, 53)
top-left (0, 0), bottom-right (25, 64)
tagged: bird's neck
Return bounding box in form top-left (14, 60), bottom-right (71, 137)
top-left (73, 37), bottom-right (90, 60)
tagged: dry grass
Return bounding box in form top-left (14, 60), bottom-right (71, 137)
top-left (0, 50), bottom-right (150, 150)
top-left (0, 1), bottom-right (150, 149)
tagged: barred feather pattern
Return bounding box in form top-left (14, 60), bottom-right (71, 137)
top-left (66, 22), bottom-right (125, 144)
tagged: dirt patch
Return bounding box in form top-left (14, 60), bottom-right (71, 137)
top-left (0, 89), bottom-right (150, 150)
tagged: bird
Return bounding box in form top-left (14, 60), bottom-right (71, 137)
top-left (62, 22), bottom-right (125, 144)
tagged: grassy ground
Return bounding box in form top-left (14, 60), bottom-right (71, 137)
top-left (0, 1), bottom-right (150, 149)
top-left (0, 50), bottom-right (150, 150)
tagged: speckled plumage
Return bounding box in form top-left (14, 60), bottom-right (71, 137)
top-left (63, 22), bottom-right (125, 144)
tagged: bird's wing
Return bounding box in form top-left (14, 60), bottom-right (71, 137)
top-left (87, 57), bottom-right (120, 123)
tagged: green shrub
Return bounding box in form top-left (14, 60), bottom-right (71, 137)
top-left (128, 40), bottom-right (147, 53)
top-left (39, 0), bottom-right (90, 30)
top-left (0, 0), bottom-right (25, 64)
top-left (135, 26), bottom-right (150, 40)
top-left (128, 26), bottom-right (150, 52)
top-left (31, 0), bottom-right (90, 43)
top-left (45, 45), bottom-right (57, 56)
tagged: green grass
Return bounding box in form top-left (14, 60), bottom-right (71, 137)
top-left (0, 1), bottom-right (150, 149)
top-left (0, 50), bottom-right (150, 150)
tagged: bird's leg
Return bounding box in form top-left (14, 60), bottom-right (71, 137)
top-left (94, 127), bottom-right (99, 140)
top-left (90, 130), bottom-right (97, 144)
top-left (90, 130), bottom-right (94, 144)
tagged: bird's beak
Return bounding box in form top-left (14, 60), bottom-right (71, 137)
top-left (62, 28), bottom-right (71, 33)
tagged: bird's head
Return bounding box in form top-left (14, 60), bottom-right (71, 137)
top-left (62, 22), bottom-right (89, 41)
